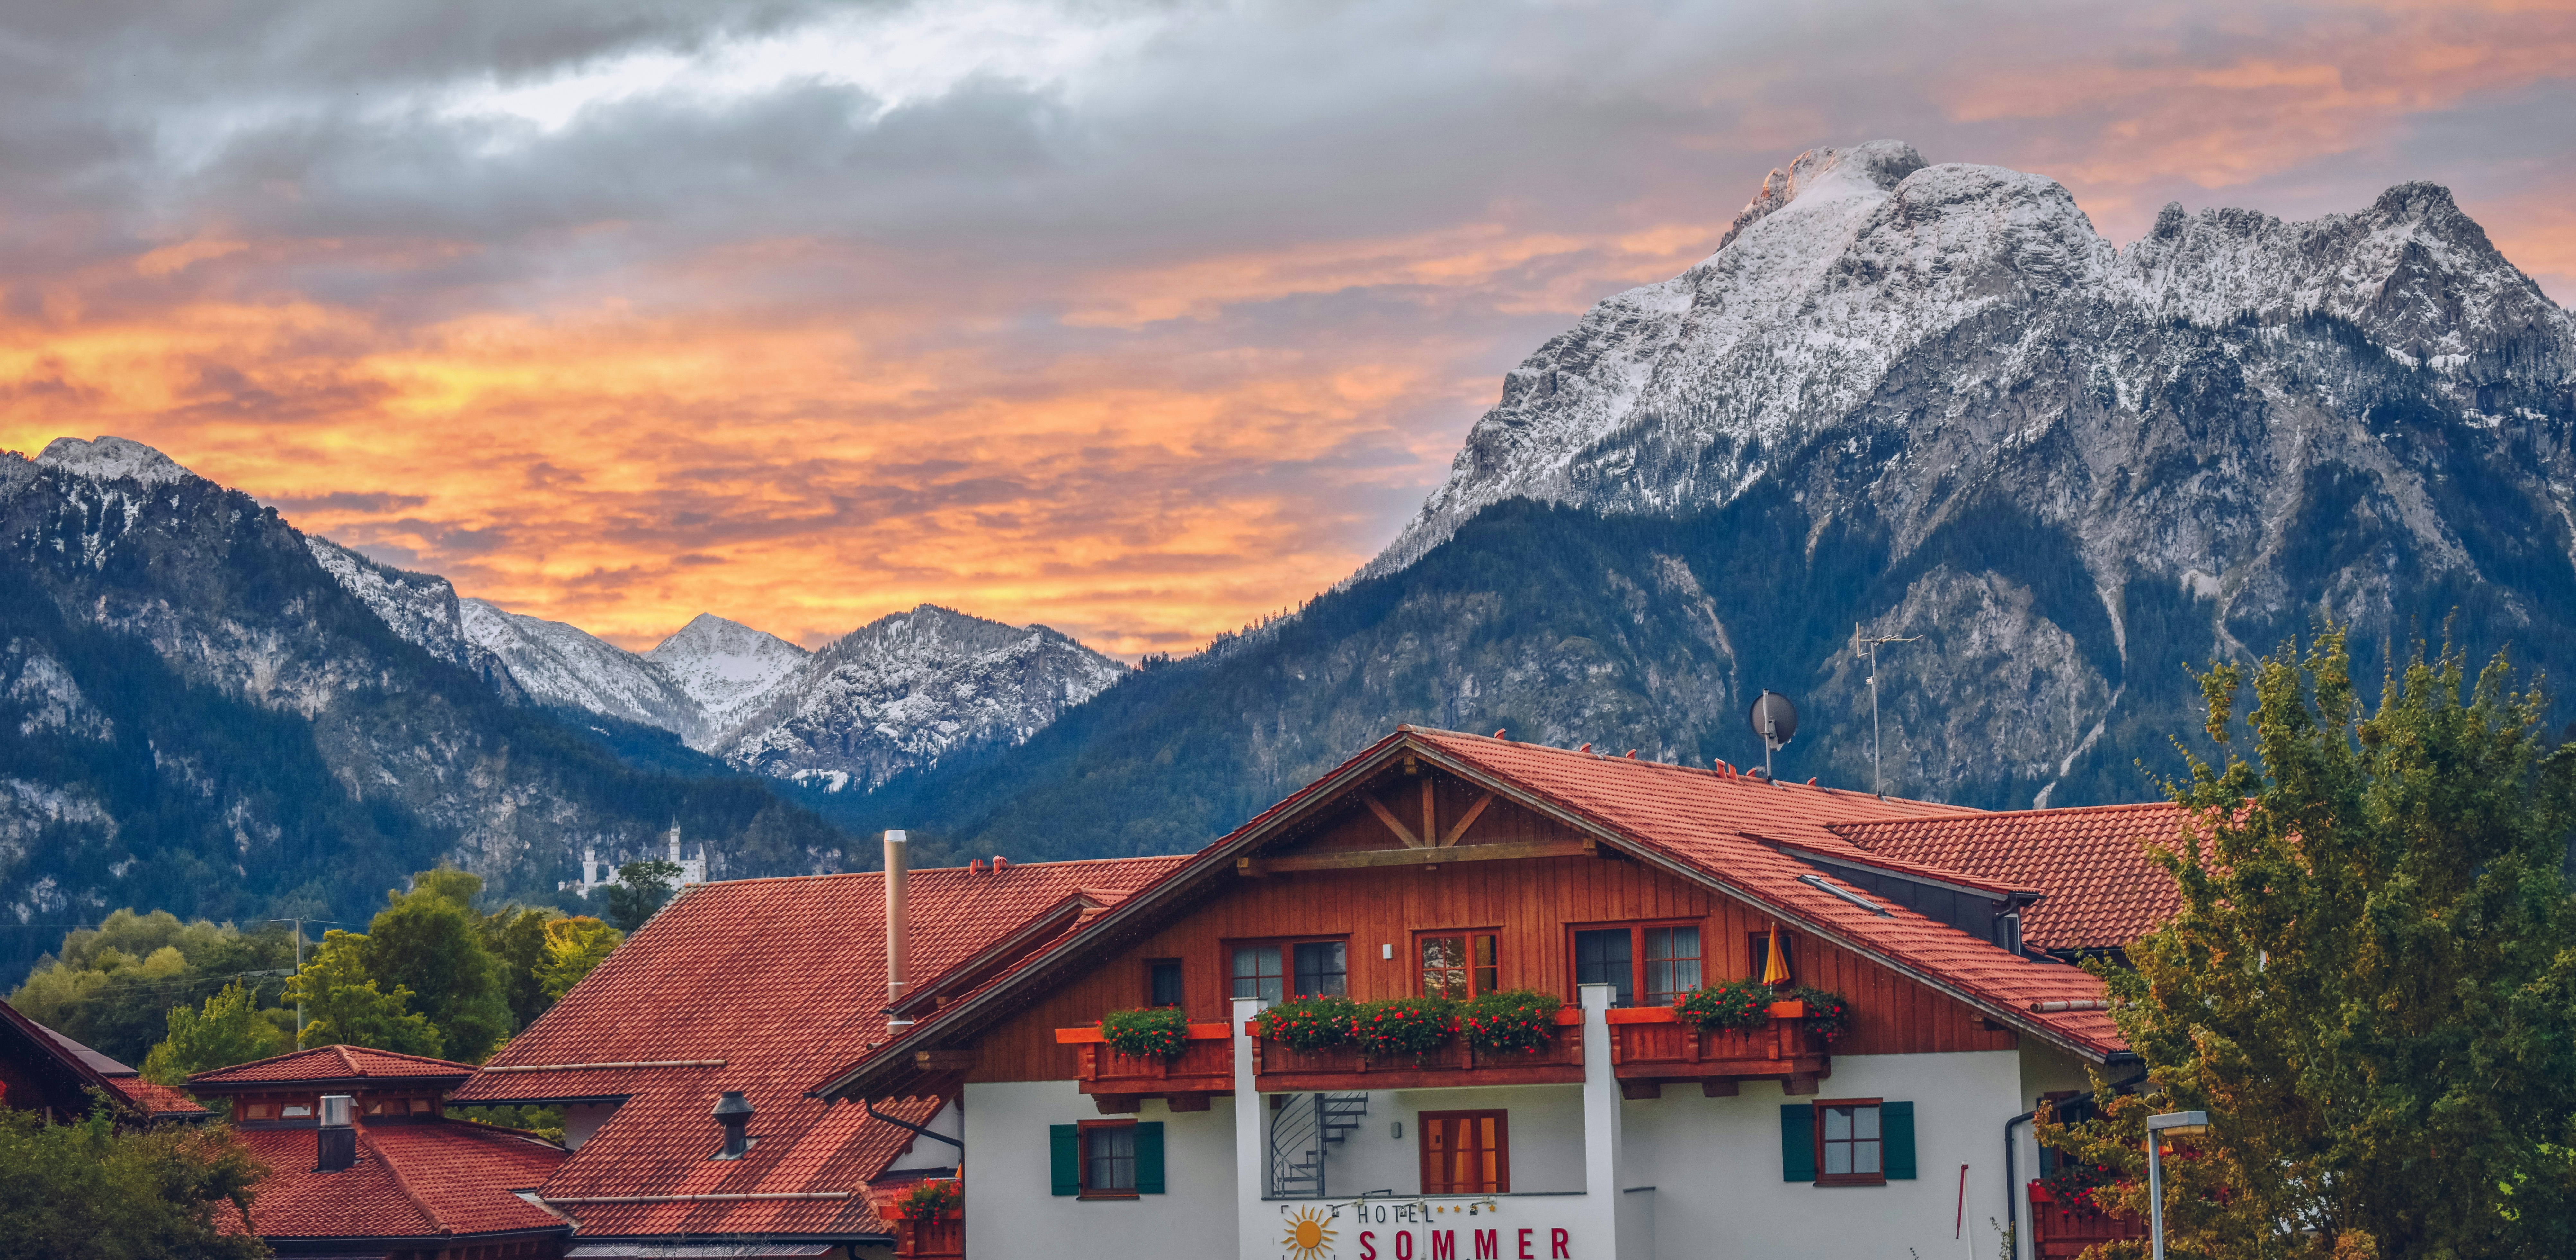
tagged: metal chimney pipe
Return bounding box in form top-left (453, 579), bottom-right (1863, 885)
top-left (884, 831), bottom-right (910, 1025)
top-left (712, 1090), bottom-right (754, 1159)
top-left (316, 1094), bottom-right (356, 1172)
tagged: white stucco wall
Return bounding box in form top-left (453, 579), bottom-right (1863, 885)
top-left (1301, 1085), bottom-right (1588, 1199)
top-left (883, 1099), bottom-right (965, 1172)
top-left (2007, 1043), bottom-right (2114, 1260)
top-left (561, 1101), bottom-right (619, 1151)
top-left (1621, 1050), bottom-right (2025, 1260)
top-left (964, 1080), bottom-right (1238, 1260)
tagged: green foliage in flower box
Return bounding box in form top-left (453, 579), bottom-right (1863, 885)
top-left (896, 1178), bottom-right (961, 1220)
top-left (1253, 995), bottom-right (1357, 1052)
top-left (1673, 978), bottom-right (1775, 1032)
top-left (1098, 1006), bottom-right (1190, 1059)
top-left (1460, 988), bottom-right (1563, 1056)
top-left (1348, 996), bottom-right (1458, 1063)
top-left (1790, 986), bottom-right (1850, 1044)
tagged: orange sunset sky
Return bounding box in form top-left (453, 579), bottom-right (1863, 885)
top-left (4, 0), bottom-right (2573, 657)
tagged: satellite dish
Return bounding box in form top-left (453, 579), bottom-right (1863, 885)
top-left (1749, 690), bottom-right (1798, 751)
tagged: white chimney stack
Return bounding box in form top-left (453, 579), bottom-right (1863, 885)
top-left (884, 830), bottom-right (910, 1029)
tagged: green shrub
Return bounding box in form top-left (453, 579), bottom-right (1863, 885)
top-left (1460, 989), bottom-right (1563, 1056)
top-left (1349, 996), bottom-right (1457, 1063)
top-left (1673, 978), bottom-right (1774, 1032)
top-left (1253, 995), bottom-right (1358, 1052)
top-left (1098, 1006), bottom-right (1190, 1059)
top-left (1789, 986), bottom-right (1849, 1044)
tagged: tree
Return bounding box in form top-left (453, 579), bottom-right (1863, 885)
top-left (598, 860), bottom-right (683, 933)
top-left (481, 905), bottom-right (562, 1030)
top-left (536, 917), bottom-right (623, 1001)
top-left (2045, 632), bottom-right (2576, 1259)
top-left (364, 878), bottom-right (512, 1062)
top-left (7, 912), bottom-right (295, 1067)
top-left (140, 982), bottom-right (290, 1085)
top-left (284, 931), bottom-right (441, 1058)
top-left (0, 1099), bottom-right (270, 1259)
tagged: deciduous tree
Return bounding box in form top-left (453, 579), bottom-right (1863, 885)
top-left (599, 860), bottom-right (683, 933)
top-left (537, 917), bottom-right (623, 1001)
top-left (365, 877), bottom-right (512, 1062)
top-left (0, 1098), bottom-right (269, 1259)
top-left (140, 982), bottom-right (289, 1085)
top-left (2045, 632), bottom-right (2576, 1259)
top-left (283, 930), bottom-right (441, 1058)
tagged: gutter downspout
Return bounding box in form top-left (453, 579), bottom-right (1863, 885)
top-left (865, 1096), bottom-right (964, 1155)
top-left (2004, 1110), bottom-right (2036, 1260)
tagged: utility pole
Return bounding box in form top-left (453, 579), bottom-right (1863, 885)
top-left (269, 919), bottom-right (311, 1050)
top-left (1852, 624), bottom-right (1922, 797)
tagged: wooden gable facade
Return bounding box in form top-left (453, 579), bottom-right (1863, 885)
top-left (958, 756), bottom-right (2014, 1091)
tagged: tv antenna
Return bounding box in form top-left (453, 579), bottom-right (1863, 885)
top-left (1747, 690), bottom-right (1797, 782)
top-left (1852, 624), bottom-right (1921, 796)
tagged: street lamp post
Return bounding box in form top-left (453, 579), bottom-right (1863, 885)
top-left (2144, 1111), bottom-right (2209, 1260)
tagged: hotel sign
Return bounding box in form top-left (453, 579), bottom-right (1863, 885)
top-left (1275, 1199), bottom-right (1583, 1260)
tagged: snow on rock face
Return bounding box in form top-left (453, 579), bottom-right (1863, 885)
top-left (715, 604), bottom-right (1128, 791)
top-left (645, 613), bottom-right (809, 732)
top-left (1365, 140), bottom-right (2576, 580)
top-left (35, 436), bottom-right (197, 487)
top-left (460, 598), bottom-right (702, 737)
top-left (305, 538), bottom-right (474, 667)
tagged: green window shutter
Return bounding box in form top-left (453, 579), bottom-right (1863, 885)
top-left (1050, 1124), bottom-right (1080, 1196)
top-left (1135, 1121), bottom-right (1166, 1193)
top-left (1779, 1104), bottom-right (1816, 1182)
top-left (1882, 1102), bottom-right (1916, 1180)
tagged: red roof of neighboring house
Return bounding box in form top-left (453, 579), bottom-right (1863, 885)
top-left (454, 856), bottom-right (1189, 1241)
top-left (229, 1120), bottom-right (567, 1242)
top-left (1832, 801), bottom-right (2186, 951)
top-left (0, 999), bottom-right (210, 1120)
top-left (189, 1045), bottom-right (477, 1089)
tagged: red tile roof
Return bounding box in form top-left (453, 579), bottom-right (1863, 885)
top-left (1, 998), bottom-right (210, 1119)
top-left (230, 1120), bottom-right (567, 1241)
top-left (455, 856), bottom-right (1187, 1240)
top-left (1831, 801), bottom-right (2186, 951)
top-left (189, 1045), bottom-right (477, 1089)
top-left (111, 1077), bottom-right (215, 1118)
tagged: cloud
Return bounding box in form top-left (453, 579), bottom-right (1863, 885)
top-left (1, 0), bottom-right (2570, 657)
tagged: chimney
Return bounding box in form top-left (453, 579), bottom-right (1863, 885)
top-left (316, 1094), bottom-right (356, 1172)
top-left (712, 1091), bottom-right (754, 1159)
top-left (884, 830), bottom-right (910, 1030)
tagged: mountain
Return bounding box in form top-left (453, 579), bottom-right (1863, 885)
top-left (459, 597), bottom-right (705, 740)
top-left (712, 605), bottom-right (1128, 793)
top-left (646, 614), bottom-right (810, 733)
top-left (0, 438), bottom-right (845, 975)
top-left (831, 140), bottom-right (2576, 858)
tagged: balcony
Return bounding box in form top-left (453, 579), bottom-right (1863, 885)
top-left (2025, 1182), bottom-right (2148, 1258)
top-left (1055, 1022), bottom-right (1235, 1111)
top-left (1604, 1001), bottom-right (1829, 1098)
top-left (1251, 1009), bottom-right (1586, 1092)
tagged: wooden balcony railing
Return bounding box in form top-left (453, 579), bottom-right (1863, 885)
top-left (1605, 1001), bottom-right (1828, 1098)
top-left (2025, 1183), bottom-right (2148, 1258)
top-left (895, 1212), bottom-right (965, 1259)
top-left (1055, 1022), bottom-right (1234, 1112)
top-left (1251, 1008), bottom-right (1586, 1092)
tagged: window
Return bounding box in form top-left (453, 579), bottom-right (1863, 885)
top-left (1231, 940), bottom-right (1347, 1002)
top-left (1573, 929), bottom-right (1633, 1005)
top-left (1050, 1121), bottom-right (1166, 1198)
top-left (1419, 1110), bottom-right (1511, 1194)
top-left (1746, 931), bottom-right (1796, 984)
top-left (1573, 923), bottom-right (1703, 1006)
top-left (1418, 932), bottom-right (1499, 999)
top-left (1146, 959), bottom-right (1184, 1008)
top-left (1780, 1101), bottom-right (1915, 1186)
top-left (1083, 1121), bottom-right (1137, 1196)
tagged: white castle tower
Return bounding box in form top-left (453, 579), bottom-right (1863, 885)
top-left (562, 822), bottom-right (710, 894)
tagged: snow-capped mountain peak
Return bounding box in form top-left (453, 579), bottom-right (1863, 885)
top-left (35, 436), bottom-right (198, 486)
top-left (645, 613), bottom-right (809, 729)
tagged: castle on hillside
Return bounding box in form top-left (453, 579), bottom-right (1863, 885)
top-left (562, 823), bottom-right (708, 895)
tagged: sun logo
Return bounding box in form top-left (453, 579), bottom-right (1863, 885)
top-left (1280, 1205), bottom-right (1336, 1260)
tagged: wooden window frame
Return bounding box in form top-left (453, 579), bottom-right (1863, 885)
top-left (1077, 1118), bottom-right (1140, 1199)
top-left (1414, 928), bottom-right (1501, 1000)
top-left (1224, 936), bottom-right (1351, 1002)
top-left (1144, 958), bottom-right (1185, 1009)
top-left (1811, 1098), bottom-right (1887, 1187)
top-left (1417, 1108), bottom-right (1512, 1195)
top-left (1566, 919), bottom-right (1707, 1007)
top-left (1745, 931), bottom-right (1796, 986)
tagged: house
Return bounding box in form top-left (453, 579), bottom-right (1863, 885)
top-left (185, 1045), bottom-right (574, 1260)
top-left (808, 727), bottom-right (2167, 1260)
top-left (466, 724), bottom-right (2181, 1260)
top-left (0, 996), bottom-right (210, 1123)
top-left (454, 852), bottom-right (1191, 1258)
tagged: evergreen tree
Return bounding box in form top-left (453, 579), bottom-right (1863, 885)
top-left (284, 931), bottom-right (441, 1058)
top-left (2044, 631), bottom-right (2576, 1258)
top-left (536, 917), bottom-right (622, 1001)
top-left (139, 982), bottom-right (289, 1085)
